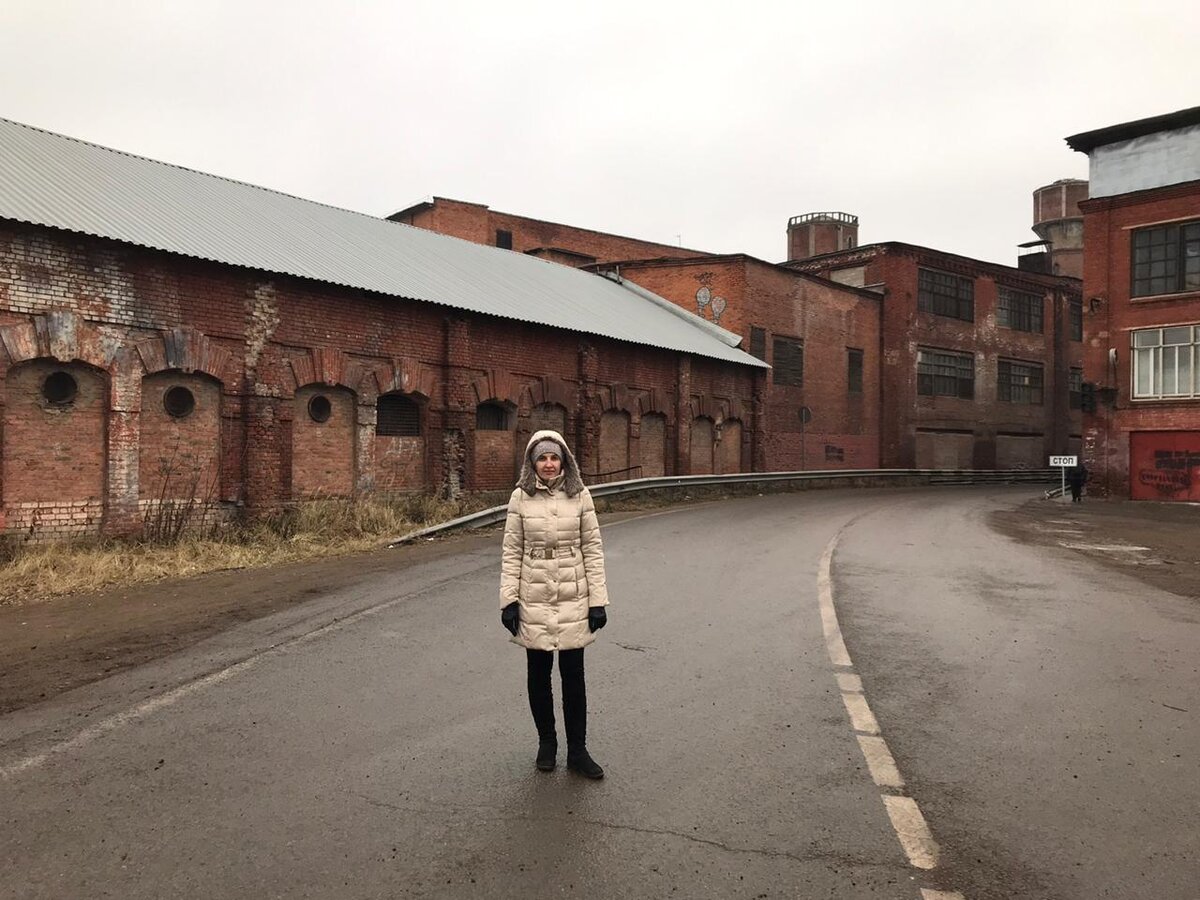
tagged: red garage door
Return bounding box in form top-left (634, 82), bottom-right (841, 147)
top-left (1130, 431), bottom-right (1200, 501)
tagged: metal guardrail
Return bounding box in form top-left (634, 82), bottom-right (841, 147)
top-left (386, 468), bottom-right (1058, 547)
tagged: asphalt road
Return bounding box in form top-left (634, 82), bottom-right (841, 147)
top-left (1, 487), bottom-right (1197, 899)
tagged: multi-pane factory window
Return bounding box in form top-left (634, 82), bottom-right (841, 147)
top-left (772, 337), bottom-right (804, 386)
top-left (1131, 325), bottom-right (1200, 399)
top-left (1131, 220), bottom-right (1200, 297)
top-left (997, 288), bottom-right (1044, 333)
top-left (376, 393), bottom-right (421, 436)
top-left (1069, 298), bottom-right (1083, 341)
top-left (495, 229), bottom-right (513, 250)
top-left (917, 348), bottom-right (974, 398)
top-left (918, 268), bottom-right (974, 322)
top-left (1069, 368), bottom-right (1083, 409)
top-left (998, 359), bottom-right (1044, 404)
top-left (847, 348), bottom-right (864, 394)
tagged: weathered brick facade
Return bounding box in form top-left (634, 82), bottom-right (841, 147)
top-left (788, 243), bottom-right (1083, 469)
top-left (1076, 180), bottom-right (1200, 498)
top-left (599, 256), bottom-right (882, 471)
top-left (389, 197), bottom-right (709, 265)
top-left (0, 222), bottom-right (757, 538)
top-left (1066, 106), bottom-right (1200, 500)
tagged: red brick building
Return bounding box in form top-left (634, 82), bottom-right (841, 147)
top-left (595, 256), bottom-right (881, 470)
top-left (0, 120), bottom-right (762, 540)
top-left (401, 199), bottom-right (885, 470)
top-left (389, 197), bottom-right (710, 266)
top-left (786, 226), bottom-right (1083, 469)
top-left (1067, 106), bottom-right (1200, 500)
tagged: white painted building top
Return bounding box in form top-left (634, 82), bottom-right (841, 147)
top-left (1067, 106), bottom-right (1200, 199)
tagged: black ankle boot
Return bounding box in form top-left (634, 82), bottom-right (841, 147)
top-left (567, 749), bottom-right (604, 779)
top-left (536, 739), bottom-right (557, 772)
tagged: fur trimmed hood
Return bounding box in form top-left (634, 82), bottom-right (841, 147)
top-left (518, 429), bottom-right (585, 497)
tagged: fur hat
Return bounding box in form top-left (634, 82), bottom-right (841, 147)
top-left (518, 429), bottom-right (585, 497)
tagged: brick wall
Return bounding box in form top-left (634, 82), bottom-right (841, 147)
top-left (1078, 180), bottom-right (1200, 498)
top-left (0, 222), bottom-right (757, 538)
top-left (792, 244), bottom-right (1082, 469)
top-left (394, 198), bottom-right (709, 264)
top-left (2, 360), bottom-right (107, 537)
top-left (140, 372), bottom-right (222, 501)
top-left (615, 256), bottom-right (882, 471)
top-left (291, 385), bottom-right (356, 498)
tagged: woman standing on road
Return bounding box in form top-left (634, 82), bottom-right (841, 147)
top-left (499, 429), bottom-right (609, 779)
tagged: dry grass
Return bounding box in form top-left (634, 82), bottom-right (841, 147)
top-left (0, 493), bottom-right (503, 606)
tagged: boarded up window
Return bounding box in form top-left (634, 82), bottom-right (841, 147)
top-left (640, 413), bottom-right (667, 477)
top-left (377, 393), bottom-right (420, 436)
top-left (847, 348), bottom-right (864, 394)
top-left (495, 229), bottom-right (513, 250)
top-left (772, 337), bottom-right (804, 386)
top-left (599, 410), bottom-right (631, 476)
top-left (690, 417), bottom-right (714, 475)
top-left (720, 419), bottom-right (742, 474)
top-left (749, 327), bottom-right (766, 361)
top-left (529, 403), bottom-right (567, 434)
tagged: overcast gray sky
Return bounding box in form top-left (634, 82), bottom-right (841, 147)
top-left (2, 1), bottom-right (1196, 266)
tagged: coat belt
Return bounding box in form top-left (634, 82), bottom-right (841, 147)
top-left (526, 545), bottom-right (577, 559)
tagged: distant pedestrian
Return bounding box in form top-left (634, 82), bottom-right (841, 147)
top-left (1066, 461), bottom-right (1088, 503)
top-left (499, 429), bottom-right (609, 779)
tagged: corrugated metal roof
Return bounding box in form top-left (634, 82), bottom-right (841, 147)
top-left (0, 118), bottom-right (764, 369)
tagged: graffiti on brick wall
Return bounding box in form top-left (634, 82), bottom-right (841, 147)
top-left (1130, 431), bottom-right (1200, 501)
top-left (695, 287), bottom-right (728, 326)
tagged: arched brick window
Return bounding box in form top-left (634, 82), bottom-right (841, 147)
top-left (377, 393), bottom-right (421, 436)
top-left (375, 392), bottom-right (426, 491)
top-left (719, 418), bottom-right (743, 474)
top-left (476, 401), bottom-right (510, 431)
top-left (639, 413), bottom-right (667, 478)
top-left (294, 385), bottom-right (355, 498)
top-left (529, 402), bottom-right (567, 435)
top-left (599, 409), bottom-right (631, 476)
top-left (139, 371), bottom-right (222, 502)
top-left (690, 416), bottom-right (715, 475)
top-left (3, 361), bottom-right (107, 526)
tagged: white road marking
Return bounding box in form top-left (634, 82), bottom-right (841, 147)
top-left (856, 734), bottom-right (904, 789)
top-left (836, 672), bottom-right (863, 692)
top-left (883, 795), bottom-right (939, 870)
top-left (820, 521), bottom-right (963, 896)
top-left (818, 535), bottom-right (852, 667)
top-left (1058, 542), bottom-right (1149, 552)
top-left (841, 691), bottom-right (881, 735)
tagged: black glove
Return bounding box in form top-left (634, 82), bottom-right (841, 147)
top-left (501, 602), bottom-right (520, 636)
top-left (588, 607), bottom-right (607, 633)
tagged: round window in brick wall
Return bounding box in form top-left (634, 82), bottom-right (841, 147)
top-left (308, 394), bottom-right (332, 424)
top-left (42, 371), bottom-right (79, 406)
top-left (163, 385), bottom-right (196, 419)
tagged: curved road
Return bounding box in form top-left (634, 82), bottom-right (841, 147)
top-left (1, 488), bottom-right (1197, 899)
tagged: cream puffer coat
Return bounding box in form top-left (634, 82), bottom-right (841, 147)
top-left (500, 430), bottom-right (609, 651)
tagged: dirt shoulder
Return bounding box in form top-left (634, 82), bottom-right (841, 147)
top-left (5, 493), bottom-right (1197, 718)
top-left (0, 507), bottom-right (672, 716)
top-left (991, 496), bottom-right (1200, 602)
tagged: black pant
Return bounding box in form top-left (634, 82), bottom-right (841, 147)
top-left (526, 648), bottom-right (587, 753)
top-left (1069, 482), bottom-right (1082, 502)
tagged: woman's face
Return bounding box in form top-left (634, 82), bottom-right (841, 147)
top-left (535, 452), bottom-right (561, 481)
